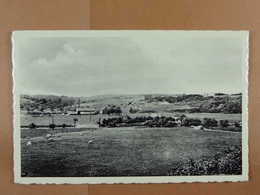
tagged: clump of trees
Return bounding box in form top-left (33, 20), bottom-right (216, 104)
top-left (97, 115), bottom-right (241, 131)
top-left (202, 118), bottom-right (218, 128)
top-left (101, 105), bottom-right (122, 115)
top-left (220, 120), bottom-right (230, 127)
top-left (181, 118), bottom-right (202, 127)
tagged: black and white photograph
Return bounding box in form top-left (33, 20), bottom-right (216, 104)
top-left (12, 31), bottom-right (248, 184)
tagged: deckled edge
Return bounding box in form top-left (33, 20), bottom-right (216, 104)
top-left (244, 31), bottom-right (249, 181)
top-left (11, 31), bottom-right (17, 183)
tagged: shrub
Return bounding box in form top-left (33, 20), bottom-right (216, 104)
top-left (165, 121), bottom-right (177, 127)
top-left (220, 120), bottom-right (229, 127)
top-left (102, 105), bottom-right (122, 115)
top-left (181, 118), bottom-right (201, 127)
top-left (234, 121), bottom-right (241, 128)
top-left (165, 117), bottom-right (174, 122)
top-left (49, 124), bottom-right (56, 129)
top-left (170, 146), bottom-right (242, 176)
top-left (203, 118), bottom-right (218, 128)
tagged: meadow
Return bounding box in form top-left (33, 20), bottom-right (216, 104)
top-left (21, 126), bottom-right (242, 177)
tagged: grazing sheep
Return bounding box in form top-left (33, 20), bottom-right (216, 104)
top-left (87, 140), bottom-right (93, 145)
top-left (26, 141), bottom-right (32, 146)
top-left (46, 134), bottom-right (52, 139)
top-left (47, 137), bottom-right (53, 142)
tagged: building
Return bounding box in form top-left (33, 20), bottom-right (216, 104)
top-left (75, 108), bottom-right (99, 115)
top-left (173, 114), bottom-right (187, 123)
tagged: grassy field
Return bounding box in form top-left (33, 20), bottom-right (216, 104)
top-left (21, 126), bottom-right (242, 177)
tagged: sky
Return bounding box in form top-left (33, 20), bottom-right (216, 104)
top-left (18, 34), bottom-right (244, 97)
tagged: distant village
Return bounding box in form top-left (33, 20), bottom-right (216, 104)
top-left (25, 107), bottom-right (121, 117)
top-left (21, 92), bottom-right (242, 118)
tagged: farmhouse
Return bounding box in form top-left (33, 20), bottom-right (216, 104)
top-left (173, 114), bottom-right (187, 123)
top-left (75, 108), bottom-right (99, 115)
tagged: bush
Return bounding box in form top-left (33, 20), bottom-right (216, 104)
top-left (165, 121), bottom-right (177, 127)
top-left (181, 118), bottom-right (201, 127)
top-left (49, 124), bottom-right (56, 129)
top-left (165, 117), bottom-right (174, 122)
top-left (203, 118), bottom-right (218, 128)
top-left (220, 120), bottom-right (229, 127)
top-left (170, 146), bottom-right (242, 176)
top-left (102, 105), bottom-right (122, 115)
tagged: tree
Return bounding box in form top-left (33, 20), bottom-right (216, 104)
top-left (203, 118), bottom-right (218, 128)
top-left (181, 118), bottom-right (201, 127)
top-left (220, 120), bottom-right (229, 127)
top-left (73, 118), bottom-right (78, 126)
top-left (29, 123), bottom-right (37, 129)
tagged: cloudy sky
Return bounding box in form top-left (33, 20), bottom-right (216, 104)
top-left (18, 33), bottom-right (244, 97)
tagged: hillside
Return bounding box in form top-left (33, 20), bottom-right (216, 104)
top-left (20, 93), bottom-right (242, 115)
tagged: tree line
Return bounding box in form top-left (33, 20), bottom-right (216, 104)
top-left (97, 115), bottom-right (241, 131)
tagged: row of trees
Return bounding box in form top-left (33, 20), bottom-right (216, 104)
top-left (98, 116), bottom-right (178, 128)
top-left (181, 118), bottom-right (240, 128)
top-left (97, 116), bottom-right (240, 129)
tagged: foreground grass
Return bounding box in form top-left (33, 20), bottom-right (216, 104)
top-left (21, 127), bottom-right (242, 177)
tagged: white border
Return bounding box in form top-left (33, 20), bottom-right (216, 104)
top-left (12, 30), bottom-right (249, 184)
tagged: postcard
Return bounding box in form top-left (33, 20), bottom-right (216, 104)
top-left (12, 30), bottom-right (248, 184)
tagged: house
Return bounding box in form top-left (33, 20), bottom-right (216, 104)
top-left (68, 111), bottom-right (78, 115)
top-left (173, 114), bottom-right (187, 123)
top-left (75, 108), bottom-right (99, 115)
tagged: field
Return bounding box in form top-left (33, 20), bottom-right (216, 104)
top-left (20, 94), bottom-right (243, 177)
top-left (21, 126), bottom-right (242, 177)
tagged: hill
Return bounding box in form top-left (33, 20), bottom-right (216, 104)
top-left (20, 93), bottom-right (242, 115)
